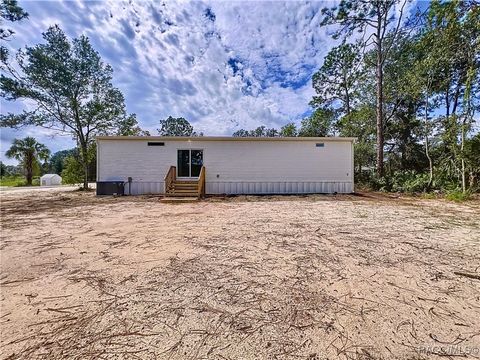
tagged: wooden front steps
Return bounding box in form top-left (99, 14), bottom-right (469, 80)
top-left (167, 180), bottom-right (198, 197)
top-left (164, 165), bottom-right (206, 199)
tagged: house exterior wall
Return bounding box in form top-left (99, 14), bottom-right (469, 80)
top-left (97, 137), bottom-right (354, 195)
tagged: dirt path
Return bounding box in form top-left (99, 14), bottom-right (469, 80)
top-left (1, 190), bottom-right (479, 359)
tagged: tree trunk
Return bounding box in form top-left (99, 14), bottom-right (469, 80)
top-left (344, 77), bottom-right (351, 115)
top-left (25, 153), bottom-right (33, 186)
top-left (375, 24), bottom-right (384, 177)
top-left (461, 117), bottom-right (466, 193)
top-left (452, 85), bottom-right (461, 116)
top-left (26, 168), bottom-right (33, 186)
top-left (346, 91), bottom-right (351, 115)
top-left (424, 87), bottom-right (433, 190)
top-left (80, 142), bottom-right (89, 189)
top-left (446, 87), bottom-right (450, 119)
top-left (83, 163), bottom-right (89, 189)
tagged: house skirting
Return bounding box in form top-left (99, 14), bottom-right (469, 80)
top-left (122, 181), bottom-right (353, 195)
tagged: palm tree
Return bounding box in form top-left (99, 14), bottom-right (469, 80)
top-left (5, 137), bottom-right (50, 185)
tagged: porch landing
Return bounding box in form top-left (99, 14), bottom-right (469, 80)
top-left (160, 196), bottom-right (200, 204)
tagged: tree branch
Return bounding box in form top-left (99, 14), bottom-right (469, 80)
top-left (382, 0), bottom-right (407, 65)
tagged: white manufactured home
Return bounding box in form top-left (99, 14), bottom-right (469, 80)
top-left (96, 136), bottom-right (355, 196)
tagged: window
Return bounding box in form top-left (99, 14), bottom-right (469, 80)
top-left (147, 142), bottom-right (165, 146)
top-left (316, 143), bottom-right (325, 147)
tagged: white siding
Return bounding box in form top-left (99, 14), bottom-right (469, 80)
top-left (97, 138), bottom-right (354, 194)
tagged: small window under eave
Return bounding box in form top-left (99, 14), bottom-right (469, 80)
top-left (148, 142), bottom-right (165, 146)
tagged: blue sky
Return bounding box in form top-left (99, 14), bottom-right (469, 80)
top-left (1, 0), bottom-right (421, 165)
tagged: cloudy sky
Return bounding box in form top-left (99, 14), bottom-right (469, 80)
top-left (1, 0), bottom-right (420, 165)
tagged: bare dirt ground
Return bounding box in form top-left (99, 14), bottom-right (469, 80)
top-left (1, 188), bottom-right (479, 360)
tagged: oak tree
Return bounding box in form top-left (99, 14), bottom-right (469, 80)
top-left (1, 25), bottom-right (132, 189)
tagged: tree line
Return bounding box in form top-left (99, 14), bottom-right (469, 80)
top-left (0, 115), bottom-right (203, 186)
top-left (233, 0), bottom-right (480, 194)
top-left (1, 0), bottom-right (479, 194)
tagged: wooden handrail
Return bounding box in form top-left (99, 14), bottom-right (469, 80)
top-left (164, 166), bottom-right (176, 193)
top-left (197, 166), bottom-right (206, 198)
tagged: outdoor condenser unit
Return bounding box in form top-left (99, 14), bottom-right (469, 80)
top-left (96, 181), bottom-right (125, 196)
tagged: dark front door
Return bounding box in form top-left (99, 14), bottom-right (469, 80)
top-left (177, 150), bottom-right (190, 177)
top-left (177, 149), bottom-right (203, 178)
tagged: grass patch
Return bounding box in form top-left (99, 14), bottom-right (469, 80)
top-left (0, 175), bottom-right (26, 187)
top-left (0, 176), bottom-right (40, 187)
top-left (421, 192), bottom-right (437, 199)
top-left (445, 189), bottom-right (471, 202)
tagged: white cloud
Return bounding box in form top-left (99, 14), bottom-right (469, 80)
top-left (1, 0), bottom-right (419, 165)
top-left (85, 0), bottom-right (333, 135)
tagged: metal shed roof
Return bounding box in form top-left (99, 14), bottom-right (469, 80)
top-left (40, 174), bottom-right (61, 179)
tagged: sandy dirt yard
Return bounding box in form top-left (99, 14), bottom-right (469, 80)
top-left (0, 188), bottom-right (479, 360)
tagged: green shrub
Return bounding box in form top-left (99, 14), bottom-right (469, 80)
top-left (61, 156), bottom-right (84, 184)
top-left (402, 173), bottom-right (430, 193)
top-left (366, 171), bottom-right (430, 193)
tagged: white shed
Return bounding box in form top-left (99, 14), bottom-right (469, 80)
top-left (40, 174), bottom-right (62, 186)
top-left (96, 136), bottom-right (355, 196)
